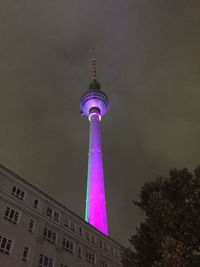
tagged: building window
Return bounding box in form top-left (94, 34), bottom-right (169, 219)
top-left (0, 235), bottom-right (13, 255)
top-left (54, 211), bottom-right (60, 221)
top-left (33, 199), bottom-right (39, 209)
top-left (43, 228), bottom-right (57, 244)
top-left (4, 207), bottom-right (20, 224)
top-left (39, 254), bottom-right (54, 267)
top-left (86, 250), bottom-right (96, 265)
top-left (102, 260), bottom-right (109, 267)
top-left (11, 186), bottom-right (25, 200)
top-left (28, 219), bottom-right (35, 233)
top-left (79, 227), bottom-right (83, 236)
top-left (103, 242), bottom-right (108, 251)
top-left (70, 221), bottom-right (75, 231)
top-left (22, 246), bottom-right (30, 262)
top-left (100, 240), bottom-right (103, 248)
top-left (47, 207), bottom-right (52, 217)
top-left (62, 238), bottom-right (74, 254)
top-left (91, 233), bottom-right (95, 243)
top-left (116, 249), bottom-right (120, 257)
top-left (78, 246), bottom-right (82, 259)
top-left (47, 208), bottom-right (60, 222)
top-left (64, 218), bottom-right (69, 228)
top-left (100, 241), bottom-right (108, 251)
top-left (86, 231), bottom-right (90, 241)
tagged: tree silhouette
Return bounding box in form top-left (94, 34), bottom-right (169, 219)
top-left (122, 167), bottom-right (200, 267)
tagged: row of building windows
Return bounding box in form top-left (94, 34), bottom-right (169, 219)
top-left (0, 234), bottom-right (29, 262)
top-left (42, 228), bottom-right (111, 266)
top-left (11, 185), bottom-right (64, 227)
top-left (0, 233), bottom-right (110, 267)
top-left (4, 206), bottom-right (35, 233)
top-left (39, 251), bottom-right (96, 266)
top-left (10, 185), bottom-right (98, 241)
top-left (9, 185), bottom-right (120, 258)
top-left (3, 204), bottom-right (120, 258)
top-left (11, 186), bottom-right (61, 223)
top-left (2, 206), bottom-right (111, 264)
top-left (11, 185), bottom-right (39, 209)
top-left (64, 220), bottom-right (103, 249)
top-left (42, 227), bottom-right (81, 257)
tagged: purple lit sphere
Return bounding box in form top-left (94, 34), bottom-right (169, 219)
top-left (80, 80), bottom-right (109, 117)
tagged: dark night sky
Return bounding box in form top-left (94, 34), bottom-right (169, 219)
top-left (0, 1), bottom-right (200, 246)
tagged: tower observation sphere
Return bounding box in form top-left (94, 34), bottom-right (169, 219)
top-left (80, 53), bottom-right (109, 235)
top-left (80, 79), bottom-right (109, 119)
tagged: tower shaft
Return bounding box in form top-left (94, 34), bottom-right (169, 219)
top-left (85, 113), bottom-right (108, 235)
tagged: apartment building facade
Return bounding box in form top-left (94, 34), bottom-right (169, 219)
top-left (0, 164), bottom-right (122, 267)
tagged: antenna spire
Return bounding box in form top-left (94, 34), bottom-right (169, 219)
top-left (88, 49), bottom-right (101, 90)
top-left (92, 49), bottom-right (96, 80)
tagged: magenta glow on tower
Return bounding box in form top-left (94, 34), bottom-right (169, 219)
top-left (80, 54), bottom-right (109, 235)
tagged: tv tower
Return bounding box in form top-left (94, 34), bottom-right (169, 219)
top-left (80, 51), bottom-right (109, 235)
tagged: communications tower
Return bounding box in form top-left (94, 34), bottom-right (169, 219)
top-left (80, 51), bottom-right (109, 235)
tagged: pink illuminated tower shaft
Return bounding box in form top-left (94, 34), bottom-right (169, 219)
top-left (80, 51), bottom-right (109, 235)
top-left (85, 112), bottom-right (108, 235)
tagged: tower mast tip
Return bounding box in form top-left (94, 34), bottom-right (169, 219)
top-left (91, 48), bottom-right (96, 80)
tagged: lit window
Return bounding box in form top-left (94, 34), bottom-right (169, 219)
top-left (43, 227), bottom-right (57, 244)
top-left (34, 199), bottom-right (39, 209)
top-left (22, 246), bottom-right (30, 262)
top-left (62, 238), bottom-right (74, 254)
top-left (28, 219), bottom-right (35, 233)
top-left (39, 254), bottom-right (54, 267)
top-left (54, 211), bottom-right (60, 221)
top-left (0, 235), bottom-right (13, 255)
top-left (47, 207), bottom-right (52, 217)
top-left (4, 207), bottom-right (20, 224)
top-left (11, 186), bottom-right (25, 200)
top-left (85, 250), bottom-right (96, 265)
